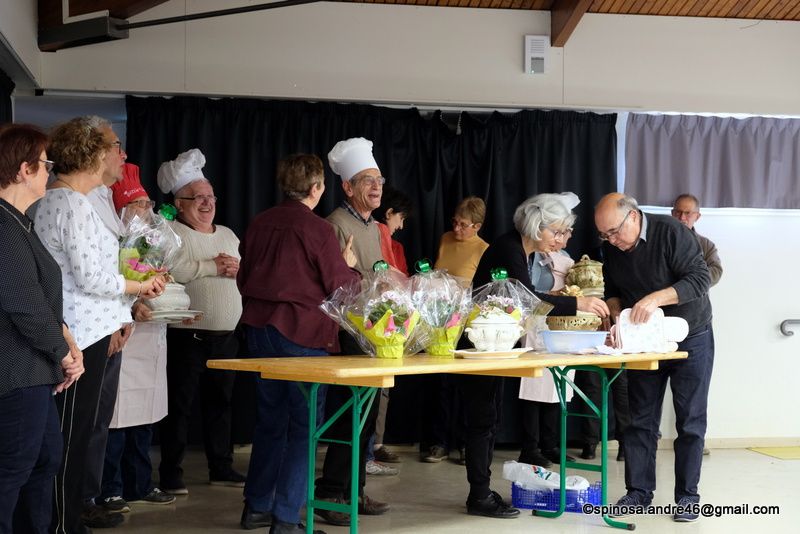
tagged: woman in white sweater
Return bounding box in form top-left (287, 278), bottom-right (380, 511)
top-left (35, 117), bottom-right (164, 534)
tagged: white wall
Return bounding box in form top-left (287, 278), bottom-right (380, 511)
top-left (37, 2), bottom-right (800, 115)
top-left (645, 206), bottom-right (800, 446)
top-left (0, 0), bottom-right (41, 85)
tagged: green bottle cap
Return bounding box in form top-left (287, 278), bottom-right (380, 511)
top-left (372, 260), bottom-right (389, 272)
top-left (159, 203), bottom-right (177, 221)
top-left (415, 259), bottom-right (432, 273)
top-left (490, 267), bottom-right (508, 280)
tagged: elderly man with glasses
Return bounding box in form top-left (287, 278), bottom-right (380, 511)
top-left (314, 137), bottom-right (390, 526)
top-left (155, 148), bottom-right (246, 495)
top-left (595, 193), bottom-right (713, 523)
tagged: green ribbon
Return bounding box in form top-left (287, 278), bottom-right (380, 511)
top-left (372, 260), bottom-right (389, 272)
top-left (158, 203), bottom-right (177, 221)
top-left (490, 267), bottom-right (508, 280)
top-left (415, 258), bottom-right (432, 273)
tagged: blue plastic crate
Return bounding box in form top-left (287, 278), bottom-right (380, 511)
top-left (511, 481), bottom-right (602, 512)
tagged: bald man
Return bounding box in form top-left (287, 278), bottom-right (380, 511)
top-left (595, 193), bottom-right (713, 523)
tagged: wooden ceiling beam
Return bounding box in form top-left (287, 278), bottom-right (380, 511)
top-left (550, 0), bottom-right (593, 47)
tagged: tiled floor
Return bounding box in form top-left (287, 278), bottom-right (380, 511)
top-left (115, 445), bottom-right (799, 533)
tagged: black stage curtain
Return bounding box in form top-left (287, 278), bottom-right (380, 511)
top-left (0, 68), bottom-right (14, 124)
top-left (126, 96), bottom-right (617, 444)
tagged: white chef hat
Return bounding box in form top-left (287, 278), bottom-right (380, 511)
top-left (157, 148), bottom-right (208, 195)
top-left (556, 192), bottom-right (580, 211)
top-left (328, 137), bottom-right (379, 181)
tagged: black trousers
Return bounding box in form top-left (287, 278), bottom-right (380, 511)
top-left (159, 329), bottom-right (238, 486)
top-left (83, 350), bottom-right (122, 502)
top-left (574, 369), bottom-right (630, 445)
top-left (53, 335), bottom-right (111, 534)
top-left (420, 374), bottom-right (467, 452)
top-left (0, 385), bottom-right (62, 534)
top-left (316, 332), bottom-right (380, 499)
top-left (458, 375), bottom-right (504, 501)
top-left (519, 400), bottom-right (559, 458)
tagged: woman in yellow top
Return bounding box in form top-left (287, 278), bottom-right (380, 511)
top-left (434, 196), bottom-right (489, 282)
top-left (420, 197), bottom-right (490, 465)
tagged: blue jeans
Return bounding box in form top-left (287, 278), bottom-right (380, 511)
top-left (101, 425), bottom-right (155, 501)
top-left (624, 325), bottom-right (714, 503)
top-left (243, 325), bottom-right (327, 524)
top-left (0, 385), bottom-right (63, 534)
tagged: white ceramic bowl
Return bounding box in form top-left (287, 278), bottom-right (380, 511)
top-left (464, 318), bottom-right (524, 352)
top-left (144, 282), bottom-right (191, 311)
top-left (541, 330), bottom-right (608, 354)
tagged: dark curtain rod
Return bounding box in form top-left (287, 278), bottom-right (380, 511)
top-left (116, 0), bottom-right (322, 31)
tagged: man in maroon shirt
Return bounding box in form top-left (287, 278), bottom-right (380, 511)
top-left (236, 154), bottom-right (358, 534)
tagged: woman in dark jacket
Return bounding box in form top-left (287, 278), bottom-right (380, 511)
top-left (462, 193), bottom-right (609, 519)
top-left (0, 124), bottom-right (84, 533)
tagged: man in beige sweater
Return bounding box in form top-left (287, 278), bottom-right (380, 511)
top-left (156, 148), bottom-right (245, 495)
top-left (315, 138), bottom-right (391, 526)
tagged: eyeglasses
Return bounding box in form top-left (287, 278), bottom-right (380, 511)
top-left (127, 199), bottom-right (156, 209)
top-left (353, 175), bottom-right (386, 187)
top-left (39, 159), bottom-right (54, 173)
top-left (598, 210), bottom-right (632, 241)
top-left (110, 141), bottom-right (123, 154)
top-left (544, 227), bottom-right (573, 240)
top-left (177, 195), bottom-right (217, 204)
top-left (452, 218), bottom-right (477, 230)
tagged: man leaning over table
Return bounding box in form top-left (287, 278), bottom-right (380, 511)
top-left (595, 193), bottom-right (712, 523)
top-left (314, 137), bottom-right (390, 526)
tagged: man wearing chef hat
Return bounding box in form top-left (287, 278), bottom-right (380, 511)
top-left (155, 149), bottom-right (246, 495)
top-left (315, 138), bottom-right (390, 526)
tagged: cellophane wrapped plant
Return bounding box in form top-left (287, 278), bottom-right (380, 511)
top-left (118, 206), bottom-right (182, 282)
top-left (410, 261), bottom-right (472, 357)
top-left (320, 263), bottom-right (427, 358)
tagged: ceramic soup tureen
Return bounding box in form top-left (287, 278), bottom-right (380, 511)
top-left (464, 311), bottom-right (524, 352)
top-left (144, 282), bottom-right (191, 312)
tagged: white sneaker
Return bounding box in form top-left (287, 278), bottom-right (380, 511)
top-left (366, 460), bottom-right (398, 476)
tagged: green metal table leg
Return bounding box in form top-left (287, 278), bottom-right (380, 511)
top-left (532, 365), bottom-right (634, 530)
top-left (299, 383), bottom-right (378, 534)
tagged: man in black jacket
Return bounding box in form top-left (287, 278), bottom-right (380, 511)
top-left (595, 193), bottom-right (713, 523)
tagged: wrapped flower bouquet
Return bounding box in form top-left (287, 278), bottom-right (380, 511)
top-left (321, 262), bottom-right (427, 358)
top-left (118, 205), bottom-right (182, 282)
top-left (410, 260), bottom-right (472, 356)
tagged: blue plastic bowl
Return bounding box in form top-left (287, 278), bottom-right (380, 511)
top-left (541, 330), bottom-right (608, 353)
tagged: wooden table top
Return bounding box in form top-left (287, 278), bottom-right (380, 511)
top-left (207, 351), bottom-right (688, 388)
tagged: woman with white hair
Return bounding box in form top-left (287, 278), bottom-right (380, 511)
top-left (459, 193), bottom-right (609, 520)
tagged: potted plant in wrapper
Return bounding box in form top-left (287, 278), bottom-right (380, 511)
top-left (321, 261), bottom-right (427, 359)
top-left (410, 259), bottom-right (472, 357)
top-left (119, 204), bottom-right (184, 309)
top-left (464, 268), bottom-right (553, 352)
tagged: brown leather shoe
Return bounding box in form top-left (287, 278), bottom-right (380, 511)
top-left (373, 446), bottom-right (401, 463)
top-left (314, 496), bottom-right (350, 526)
top-left (358, 494), bottom-right (389, 515)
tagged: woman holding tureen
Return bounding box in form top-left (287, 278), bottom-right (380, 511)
top-left (459, 193), bottom-right (609, 519)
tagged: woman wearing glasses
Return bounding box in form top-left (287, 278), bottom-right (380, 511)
top-left (35, 117), bottom-right (164, 533)
top-left (418, 197), bottom-right (490, 466)
top-left (0, 124), bottom-right (84, 534)
top-left (434, 196), bottom-right (489, 281)
top-left (96, 163), bottom-right (177, 515)
top-left (461, 193), bottom-right (610, 520)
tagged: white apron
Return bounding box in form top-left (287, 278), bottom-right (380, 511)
top-left (518, 330), bottom-right (574, 403)
top-left (109, 322), bottom-right (168, 428)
